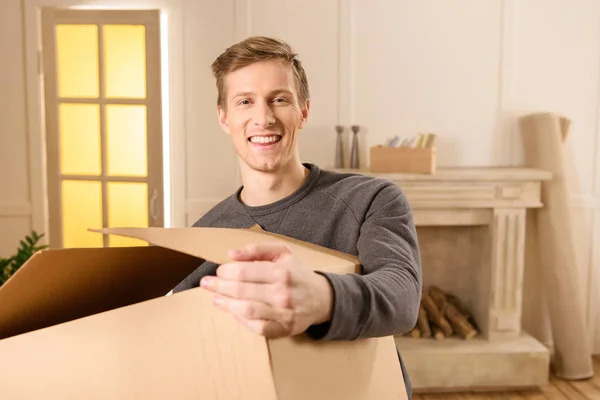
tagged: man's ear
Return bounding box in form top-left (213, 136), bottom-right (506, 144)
top-left (217, 105), bottom-right (231, 134)
top-left (298, 99), bottom-right (310, 129)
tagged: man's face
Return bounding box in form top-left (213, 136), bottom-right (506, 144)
top-left (218, 60), bottom-right (309, 173)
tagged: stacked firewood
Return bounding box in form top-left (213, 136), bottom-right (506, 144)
top-left (405, 285), bottom-right (478, 340)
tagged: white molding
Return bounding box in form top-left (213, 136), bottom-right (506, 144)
top-left (499, 0), bottom-right (518, 165)
top-left (337, 0), bottom-right (356, 167)
top-left (0, 203), bottom-right (32, 217)
top-left (24, 0), bottom-right (48, 236)
top-left (23, 0), bottom-right (186, 231)
top-left (160, 1), bottom-right (186, 228)
top-left (232, 0), bottom-right (251, 190)
top-left (337, 0), bottom-right (352, 126)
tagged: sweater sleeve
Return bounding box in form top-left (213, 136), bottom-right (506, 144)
top-left (306, 183), bottom-right (422, 341)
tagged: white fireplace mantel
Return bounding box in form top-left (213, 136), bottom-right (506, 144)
top-left (333, 166), bottom-right (553, 393)
top-left (339, 166), bottom-right (551, 222)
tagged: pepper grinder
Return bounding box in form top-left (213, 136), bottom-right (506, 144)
top-left (350, 125), bottom-right (360, 169)
top-left (334, 125), bottom-right (345, 168)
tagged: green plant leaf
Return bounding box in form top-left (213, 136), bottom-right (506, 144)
top-left (0, 231), bottom-right (48, 287)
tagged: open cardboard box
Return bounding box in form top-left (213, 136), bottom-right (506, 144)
top-left (0, 226), bottom-right (407, 399)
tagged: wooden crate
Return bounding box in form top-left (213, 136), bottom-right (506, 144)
top-left (369, 145), bottom-right (436, 174)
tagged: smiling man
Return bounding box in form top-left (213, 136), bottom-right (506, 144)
top-left (172, 36), bottom-right (422, 398)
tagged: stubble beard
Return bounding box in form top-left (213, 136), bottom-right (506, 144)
top-left (242, 152), bottom-right (287, 173)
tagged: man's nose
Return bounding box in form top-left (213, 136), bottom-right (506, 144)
top-left (252, 101), bottom-right (275, 128)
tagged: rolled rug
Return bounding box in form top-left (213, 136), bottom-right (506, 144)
top-left (518, 112), bottom-right (593, 380)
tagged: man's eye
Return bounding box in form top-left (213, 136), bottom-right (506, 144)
top-left (273, 98), bottom-right (288, 103)
top-left (238, 99), bottom-right (250, 105)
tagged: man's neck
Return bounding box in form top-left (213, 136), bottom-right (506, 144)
top-left (239, 160), bottom-right (309, 207)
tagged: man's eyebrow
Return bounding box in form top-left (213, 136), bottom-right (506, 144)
top-left (231, 91), bottom-right (254, 99)
top-left (230, 89), bottom-right (293, 99)
top-left (271, 89), bottom-right (293, 95)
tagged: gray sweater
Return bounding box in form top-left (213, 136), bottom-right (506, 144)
top-left (173, 163), bottom-right (422, 397)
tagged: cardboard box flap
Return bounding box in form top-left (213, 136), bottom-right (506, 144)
top-left (92, 226), bottom-right (361, 274)
top-left (0, 226), bottom-right (407, 400)
top-left (0, 246), bottom-right (201, 341)
top-left (0, 226), bottom-right (360, 341)
top-left (0, 286), bottom-right (280, 400)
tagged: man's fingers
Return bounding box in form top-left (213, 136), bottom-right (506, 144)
top-left (203, 277), bottom-right (292, 308)
top-left (213, 296), bottom-right (294, 333)
top-left (202, 278), bottom-right (271, 303)
top-left (216, 261), bottom-right (274, 283)
top-left (215, 261), bottom-right (292, 285)
top-left (228, 242), bottom-right (291, 262)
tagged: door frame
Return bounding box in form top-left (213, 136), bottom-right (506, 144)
top-left (41, 8), bottom-right (164, 248)
top-left (23, 0), bottom-right (186, 242)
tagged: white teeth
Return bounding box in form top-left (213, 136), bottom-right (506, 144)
top-left (250, 136), bottom-right (280, 144)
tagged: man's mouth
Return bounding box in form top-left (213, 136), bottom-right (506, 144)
top-left (249, 135), bottom-right (282, 144)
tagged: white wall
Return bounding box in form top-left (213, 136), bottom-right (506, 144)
top-left (0, 0), bottom-right (34, 256)
top-left (0, 0), bottom-right (598, 353)
top-left (353, 1), bottom-right (506, 166)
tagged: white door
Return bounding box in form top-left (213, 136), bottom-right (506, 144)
top-left (40, 8), bottom-right (164, 248)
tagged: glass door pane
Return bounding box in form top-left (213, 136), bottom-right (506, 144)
top-left (59, 103), bottom-right (101, 175)
top-left (106, 105), bottom-right (148, 177)
top-left (56, 24), bottom-right (99, 98)
top-left (103, 25), bottom-right (147, 99)
top-left (107, 182), bottom-right (149, 247)
top-left (61, 180), bottom-right (104, 247)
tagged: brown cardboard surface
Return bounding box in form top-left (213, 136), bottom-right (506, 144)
top-left (92, 226), bottom-right (362, 274)
top-left (0, 286), bottom-right (278, 399)
top-left (0, 245), bottom-right (201, 340)
top-left (0, 226), bottom-right (407, 399)
top-left (268, 333), bottom-right (406, 399)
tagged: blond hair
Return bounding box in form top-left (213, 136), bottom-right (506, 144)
top-left (211, 36), bottom-right (310, 109)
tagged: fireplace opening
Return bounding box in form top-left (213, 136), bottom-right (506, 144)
top-left (405, 225), bottom-right (492, 340)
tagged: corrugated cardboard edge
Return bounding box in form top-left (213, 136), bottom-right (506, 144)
top-left (0, 245), bottom-right (203, 340)
top-left (0, 249), bottom-right (45, 290)
top-left (89, 226), bottom-right (362, 275)
top-left (246, 224), bottom-right (361, 267)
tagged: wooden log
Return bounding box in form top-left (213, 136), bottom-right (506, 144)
top-left (417, 305), bottom-right (432, 338)
top-left (428, 286), bottom-right (477, 339)
top-left (432, 326), bottom-right (445, 340)
top-left (421, 293), bottom-right (453, 336)
top-left (428, 285), bottom-right (447, 312)
top-left (446, 293), bottom-right (472, 321)
top-left (403, 322), bottom-right (421, 338)
top-left (409, 327), bottom-right (421, 339)
top-left (445, 303), bottom-right (477, 339)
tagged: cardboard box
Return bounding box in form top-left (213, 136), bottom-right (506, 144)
top-left (0, 226), bottom-right (407, 399)
top-left (370, 145), bottom-right (436, 174)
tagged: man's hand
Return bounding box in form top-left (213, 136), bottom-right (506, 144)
top-left (199, 242), bottom-right (333, 338)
